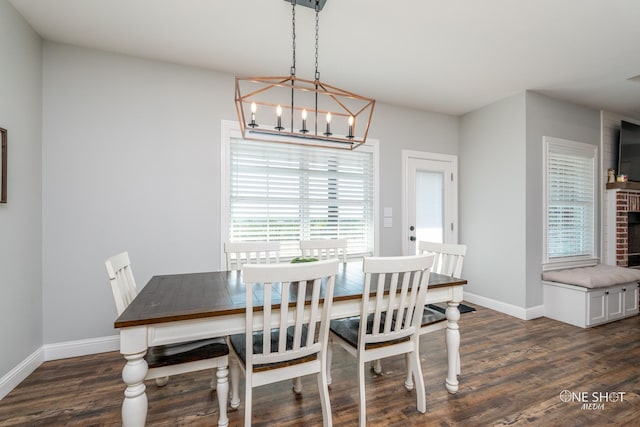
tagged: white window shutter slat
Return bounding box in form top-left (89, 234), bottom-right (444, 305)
top-left (229, 138), bottom-right (375, 260)
top-left (544, 137), bottom-right (597, 264)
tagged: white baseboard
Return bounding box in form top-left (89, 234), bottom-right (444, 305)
top-left (0, 347), bottom-right (44, 400)
top-left (43, 335), bottom-right (120, 361)
top-left (0, 335), bottom-right (119, 401)
top-left (464, 292), bottom-right (544, 320)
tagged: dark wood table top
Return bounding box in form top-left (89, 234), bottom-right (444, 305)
top-left (115, 261), bottom-right (467, 329)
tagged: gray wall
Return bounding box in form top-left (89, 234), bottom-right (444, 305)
top-left (0, 2), bottom-right (43, 378)
top-left (42, 43), bottom-right (238, 343)
top-left (524, 92), bottom-right (600, 307)
top-left (459, 91), bottom-right (600, 313)
top-left (371, 103), bottom-right (459, 257)
top-left (459, 93), bottom-right (527, 307)
top-left (41, 42), bottom-right (460, 344)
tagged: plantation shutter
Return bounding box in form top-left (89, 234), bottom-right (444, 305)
top-left (545, 139), bottom-right (596, 261)
top-left (229, 138), bottom-right (374, 260)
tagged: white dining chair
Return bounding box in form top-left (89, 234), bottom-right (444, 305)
top-left (420, 241), bottom-right (467, 278)
top-left (299, 238), bottom-right (348, 262)
top-left (373, 241), bottom-right (468, 386)
top-left (404, 241), bottom-right (467, 389)
top-left (228, 259), bottom-right (339, 427)
top-left (327, 254), bottom-right (434, 427)
top-left (105, 251), bottom-right (237, 427)
top-left (292, 238), bottom-right (347, 393)
top-left (224, 241), bottom-right (281, 270)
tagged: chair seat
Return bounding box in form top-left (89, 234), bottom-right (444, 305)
top-left (331, 308), bottom-right (444, 349)
top-left (421, 307), bottom-right (446, 327)
top-left (145, 337), bottom-right (229, 369)
top-left (330, 314), bottom-right (406, 349)
top-left (229, 328), bottom-right (316, 372)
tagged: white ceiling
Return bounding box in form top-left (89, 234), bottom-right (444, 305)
top-left (9, 0), bottom-right (640, 117)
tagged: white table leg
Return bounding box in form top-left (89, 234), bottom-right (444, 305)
top-left (121, 351), bottom-right (148, 427)
top-left (216, 366), bottom-right (229, 427)
top-left (444, 301), bottom-right (460, 394)
top-left (229, 356), bottom-right (241, 409)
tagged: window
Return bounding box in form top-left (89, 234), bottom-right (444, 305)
top-left (543, 136), bottom-right (598, 269)
top-left (221, 122), bottom-right (377, 261)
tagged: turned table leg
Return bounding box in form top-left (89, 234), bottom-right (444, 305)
top-left (121, 351), bottom-right (148, 427)
top-left (444, 301), bottom-right (460, 394)
top-left (216, 366), bottom-right (229, 427)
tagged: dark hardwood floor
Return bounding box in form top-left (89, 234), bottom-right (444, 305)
top-left (1, 305), bottom-right (638, 426)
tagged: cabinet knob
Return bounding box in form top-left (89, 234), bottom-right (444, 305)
top-left (623, 288), bottom-right (626, 292)
top-left (605, 291), bottom-right (609, 295)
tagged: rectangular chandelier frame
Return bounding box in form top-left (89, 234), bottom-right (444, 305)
top-left (235, 75), bottom-right (376, 150)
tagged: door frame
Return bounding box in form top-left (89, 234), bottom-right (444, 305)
top-left (401, 150), bottom-right (459, 255)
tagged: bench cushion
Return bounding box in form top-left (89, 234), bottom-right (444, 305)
top-left (542, 264), bottom-right (640, 289)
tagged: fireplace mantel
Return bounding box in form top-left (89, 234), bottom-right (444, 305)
top-left (606, 181), bottom-right (640, 191)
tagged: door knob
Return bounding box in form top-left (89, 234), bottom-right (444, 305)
top-left (409, 226), bottom-right (415, 231)
top-left (409, 236), bottom-right (416, 241)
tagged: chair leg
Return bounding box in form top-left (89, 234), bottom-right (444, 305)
top-left (409, 350), bottom-right (426, 413)
top-left (210, 367), bottom-right (217, 389)
top-left (244, 372), bottom-right (252, 427)
top-left (372, 359), bottom-right (382, 375)
top-left (317, 370), bottom-right (333, 427)
top-left (155, 376), bottom-right (169, 387)
top-left (404, 353), bottom-right (414, 390)
top-left (357, 360), bottom-right (367, 427)
top-left (292, 377), bottom-right (303, 394)
top-left (216, 366), bottom-right (230, 427)
top-left (229, 356), bottom-right (241, 409)
top-left (326, 339), bottom-right (333, 385)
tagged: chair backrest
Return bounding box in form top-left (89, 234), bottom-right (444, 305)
top-left (418, 241), bottom-right (466, 278)
top-left (105, 251), bottom-right (138, 316)
top-left (299, 238), bottom-right (348, 262)
top-left (224, 241), bottom-right (281, 271)
top-left (242, 259), bottom-right (339, 369)
top-left (360, 254), bottom-right (434, 348)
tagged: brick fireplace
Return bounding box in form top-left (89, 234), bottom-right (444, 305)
top-left (615, 190), bottom-right (640, 268)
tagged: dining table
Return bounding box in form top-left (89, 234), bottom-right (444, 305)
top-left (114, 260), bottom-right (467, 427)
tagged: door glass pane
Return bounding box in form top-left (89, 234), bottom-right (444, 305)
top-left (415, 170), bottom-right (443, 247)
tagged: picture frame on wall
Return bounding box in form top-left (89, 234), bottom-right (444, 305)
top-left (1, 127), bottom-right (6, 203)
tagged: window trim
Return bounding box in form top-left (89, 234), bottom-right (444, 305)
top-left (220, 120), bottom-right (379, 269)
top-left (542, 136), bottom-right (599, 271)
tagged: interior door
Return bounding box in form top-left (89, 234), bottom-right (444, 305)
top-left (404, 153), bottom-right (458, 255)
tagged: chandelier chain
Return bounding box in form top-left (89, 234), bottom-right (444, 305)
top-left (314, 1), bottom-right (320, 80)
top-left (290, 0), bottom-right (296, 76)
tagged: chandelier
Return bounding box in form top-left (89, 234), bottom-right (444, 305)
top-left (234, 0), bottom-right (375, 150)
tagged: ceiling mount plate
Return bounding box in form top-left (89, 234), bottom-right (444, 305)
top-left (283, 0), bottom-right (327, 11)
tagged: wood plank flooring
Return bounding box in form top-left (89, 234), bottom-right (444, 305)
top-left (1, 305), bottom-right (638, 426)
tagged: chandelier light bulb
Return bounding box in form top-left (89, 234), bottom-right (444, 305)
top-left (275, 104), bottom-right (284, 131)
top-left (248, 102), bottom-right (258, 128)
top-left (300, 109), bottom-right (309, 133)
top-left (324, 112), bottom-right (332, 136)
top-left (347, 115), bottom-right (354, 139)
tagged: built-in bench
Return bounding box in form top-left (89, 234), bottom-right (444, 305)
top-left (542, 264), bottom-right (640, 328)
